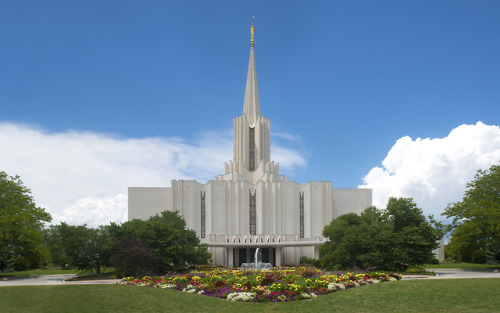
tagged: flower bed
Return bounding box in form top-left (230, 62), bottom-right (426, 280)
top-left (121, 267), bottom-right (401, 302)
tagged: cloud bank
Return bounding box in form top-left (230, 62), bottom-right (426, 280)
top-left (0, 123), bottom-right (305, 227)
top-left (2, 121), bottom-right (498, 227)
top-left (360, 122), bottom-right (500, 220)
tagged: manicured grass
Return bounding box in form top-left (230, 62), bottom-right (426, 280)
top-left (1, 279), bottom-right (499, 313)
top-left (0, 267), bottom-right (115, 278)
top-left (0, 269), bottom-right (78, 277)
top-left (66, 268), bottom-right (116, 280)
top-left (403, 266), bottom-right (436, 275)
top-left (424, 263), bottom-right (500, 269)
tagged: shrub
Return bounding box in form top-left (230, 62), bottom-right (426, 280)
top-left (299, 256), bottom-right (319, 267)
top-left (405, 266), bottom-right (436, 275)
top-left (110, 235), bottom-right (161, 278)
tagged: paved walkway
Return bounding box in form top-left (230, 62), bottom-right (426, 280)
top-left (403, 268), bottom-right (500, 280)
top-left (1, 268), bottom-right (499, 286)
top-left (0, 274), bottom-right (120, 287)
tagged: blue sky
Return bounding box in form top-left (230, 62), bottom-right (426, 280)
top-left (1, 1), bottom-right (499, 226)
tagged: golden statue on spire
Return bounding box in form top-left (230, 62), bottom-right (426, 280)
top-left (250, 17), bottom-right (255, 47)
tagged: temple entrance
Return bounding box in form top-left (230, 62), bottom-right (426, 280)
top-left (234, 248), bottom-right (273, 267)
top-left (238, 249), bottom-right (247, 267)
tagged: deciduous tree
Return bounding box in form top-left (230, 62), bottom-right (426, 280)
top-left (110, 235), bottom-right (161, 278)
top-left (443, 163), bottom-right (500, 263)
top-left (45, 223), bottom-right (112, 274)
top-left (0, 171), bottom-right (51, 271)
top-left (113, 211), bottom-right (211, 273)
top-left (320, 198), bottom-right (441, 271)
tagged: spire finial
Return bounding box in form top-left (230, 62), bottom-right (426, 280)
top-left (243, 18), bottom-right (260, 127)
top-left (250, 17), bottom-right (255, 47)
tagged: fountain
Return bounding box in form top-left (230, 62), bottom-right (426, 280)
top-left (240, 248), bottom-right (273, 270)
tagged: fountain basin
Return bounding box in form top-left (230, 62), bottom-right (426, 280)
top-left (240, 247), bottom-right (273, 270)
top-left (240, 262), bottom-right (273, 270)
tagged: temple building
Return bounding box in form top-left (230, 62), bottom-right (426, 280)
top-left (128, 25), bottom-right (372, 266)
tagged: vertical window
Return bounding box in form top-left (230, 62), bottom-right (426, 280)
top-left (201, 191), bottom-right (205, 238)
top-left (300, 192), bottom-right (304, 238)
top-left (249, 190), bottom-right (256, 235)
top-left (249, 127), bottom-right (255, 171)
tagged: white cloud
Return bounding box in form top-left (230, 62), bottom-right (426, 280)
top-left (272, 131), bottom-right (302, 142)
top-left (0, 122), bottom-right (306, 227)
top-left (272, 146), bottom-right (307, 169)
top-left (10, 120), bottom-right (496, 228)
top-left (360, 122), bottom-right (500, 221)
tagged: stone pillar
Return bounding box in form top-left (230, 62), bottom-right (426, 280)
top-left (210, 247), bottom-right (216, 265)
top-left (235, 248), bottom-right (240, 267)
top-left (275, 247), bottom-right (282, 266)
top-left (313, 246), bottom-right (320, 259)
top-left (227, 247), bottom-right (234, 267)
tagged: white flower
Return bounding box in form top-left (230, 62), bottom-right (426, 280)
top-left (327, 283), bottom-right (346, 291)
top-left (159, 284), bottom-right (175, 289)
top-left (182, 284), bottom-right (197, 293)
top-left (227, 292), bottom-right (256, 302)
top-left (301, 293), bottom-right (318, 299)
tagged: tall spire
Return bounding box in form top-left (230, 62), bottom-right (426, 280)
top-left (243, 21), bottom-right (260, 127)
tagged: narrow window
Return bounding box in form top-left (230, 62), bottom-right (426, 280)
top-left (249, 190), bottom-right (256, 235)
top-left (201, 191), bottom-right (206, 238)
top-left (300, 192), bottom-right (304, 238)
top-left (249, 127), bottom-right (255, 171)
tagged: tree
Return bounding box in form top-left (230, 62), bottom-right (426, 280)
top-left (384, 198), bottom-right (440, 268)
top-left (110, 235), bottom-right (161, 278)
top-left (443, 163), bottom-right (500, 263)
top-left (112, 211), bottom-right (211, 273)
top-left (320, 207), bottom-right (395, 270)
top-left (45, 223), bottom-right (112, 274)
top-left (0, 171), bottom-right (51, 271)
top-left (320, 198), bottom-right (441, 271)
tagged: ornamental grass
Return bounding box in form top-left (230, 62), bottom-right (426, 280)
top-left (121, 267), bottom-right (401, 302)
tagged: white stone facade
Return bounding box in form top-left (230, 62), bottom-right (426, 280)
top-left (128, 25), bottom-right (372, 266)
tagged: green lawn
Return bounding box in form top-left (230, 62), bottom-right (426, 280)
top-left (2, 264), bottom-right (496, 277)
top-left (0, 269), bottom-right (79, 277)
top-left (0, 267), bottom-right (115, 278)
top-left (1, 279), bottom-right (499, 313)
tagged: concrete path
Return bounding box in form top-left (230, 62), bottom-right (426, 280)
top-left (429, 268), bottom-right (500, 279)
top-left (65, 278), bottom-right (122, 285)
top-left (2, 268), bottom-right (499, 286)
top-left (0, 274), bottom-right (120, 287)
top-left (403, 268), bottom-right (500, 280)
